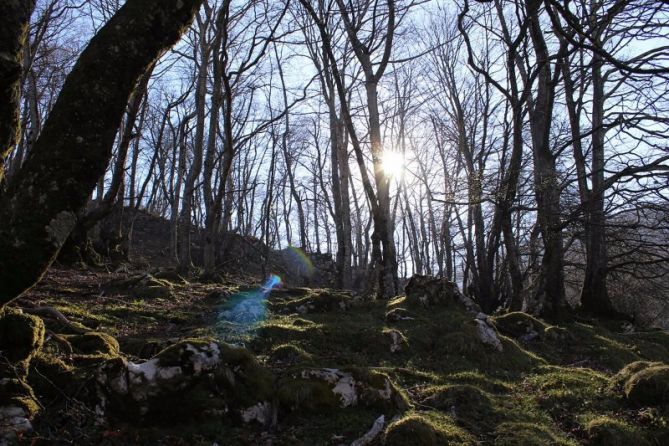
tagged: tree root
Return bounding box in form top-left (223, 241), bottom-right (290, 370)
top-left (20, 305), bottom-right (89, 334)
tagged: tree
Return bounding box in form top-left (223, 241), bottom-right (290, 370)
top-left (0, 0), bottom-right (204, 306)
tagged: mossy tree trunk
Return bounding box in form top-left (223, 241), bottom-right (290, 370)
top-left (0, 0), bottom-right (36, 186)
top-left (0, 0), bottom-right (204, 307)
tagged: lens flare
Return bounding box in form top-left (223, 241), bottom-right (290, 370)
top-left (217, 274), bottom-right (283, 342)
top-left (285, 246), bottom-right (314, 276)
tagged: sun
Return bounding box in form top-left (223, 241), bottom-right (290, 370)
top-left (381, 151), bottom-right (406, 178)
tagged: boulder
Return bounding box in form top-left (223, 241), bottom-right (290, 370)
top-left (277, 367), bottom-right (409, 413)
top-left (383, 413), bottom-right (474, 446)
top-left (404, 275), bottom-right (503, 353)
top-left (384, 328), bottom-right (408, 353)
top-left (405, 275), bottom-right (479, 313)
top-left (95, 339), bottom-right (274, 425)
top-left (105, 274), bottom-right (176, 299)
top-left (619, 362), bottom-right (669, 406)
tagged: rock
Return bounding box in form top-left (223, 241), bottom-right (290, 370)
top-left (492, 312), bottom-right (572, 344)
top-left (269, 343), bottom-right (312, 365)
top-left (475, 319), bottom-right (504, 352)
top-left (404, 275), bottom-right (479, 313)
top-left (105, 274), bottom-right (175, 299)
top-left (384, 328), bottom-right (408, 353)
top-left (619, 362), bottom-right (669, 406)
top-left (0, 378), bottom-right (39, 441)
top-left (66, 331), bottom-right (120, 357)
top-left (383, 413), bottom-right (473, 446)
top-left (404, 275), bottom-right (504, 351)
top-left (385, 308), bottom-right (413, 323)
top-left (28, 352), bottom-right (74, 399)
top-left (0, 310), bottom-right (45, 442)
top-left (419, 385), bottom-right (496, 430)
top-left (95, 339), bottom-right (274, 425)
top-left (585, 416), bottom-right (650, 446)
top-left (277, 368), bottom-right (409, 413)
top-left (350, 414), bottom-right (385, 446)
top-left (274, 289), bottom-right (353, 314)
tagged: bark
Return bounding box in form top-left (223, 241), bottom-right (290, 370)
top-left (0, 0), bottom-right (36, 186)
top-left (526, 0), bottom-right (567, 320)
top-left (0, 0), bottom-right (204, 306)
top-left (178, 13), bottom-right (211, 271)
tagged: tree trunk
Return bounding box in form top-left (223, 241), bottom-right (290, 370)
top-left (0, 0), bottom-right (36, 186)
top-left (0, 0), bottom-right (203, 306)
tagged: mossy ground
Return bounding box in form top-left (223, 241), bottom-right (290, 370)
top-left (13, 265), bottom-right (669, 445)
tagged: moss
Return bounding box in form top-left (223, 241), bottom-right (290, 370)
top-left (622, 364), bottom-right (669, 406)
top-left (419, 384), bottom-right (497, 434)
top-left (494, 421), bottom-right (576, 446)
top-left (0, 309), bottom-right (45, 377)
top-left (0, 378), bottom-right (40, 418)
top-left (384, 412), bottom-right (474, 446)
top-left (527, 366), bottom-right (615, 416)
top-left (277, 378), bottom-right (340, 411)
top-left (346, 367), bottom-right (411, 412)
top-left (445, 371), bottom-right (515, 394)
top-left (119, 336), bottom-right (168, 359)
top-left (66, 331), bottom-right (120, 356)
top-left (152, 269), bottom-right (188, 285)
top-left (28, 352), bottom-right (73, 398)
top-left (611, 360), bottom-right (663, 389)
top-left (269, 343), bottom-right (313, 365)
top-left (493, 312), bottom-right (550, 338)
top-left (271, 289), bottom-right (353, 314)
top-left (582, 415), bottom-right (650, 446)
top-left (385, 307), bottom-right (412, 323)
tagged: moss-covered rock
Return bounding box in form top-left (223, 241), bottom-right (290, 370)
top-left (383, 412), bottom-right (474, 446)
top-left (385, 307), bottom-right (412, 323)
top-left (278, 367), bottom-right (409, 414)
top-left (0, 377), bottom-right (40, 437)
top-left (96, 339), bottom-right (274, 425)
top-left (28, 352), bottom-right (74, 398)
top-left (105, 274), bottom-right (176, 299)
top-left (66, 331), bottom-right (120, 356)
top-left (404, 275), bottom-right (477, 312)
top-left (272, 289), bottom-right (353, 314)
top-left (583, 416), bottom-right (650, 446)
top-left (620, 363), bottom-right (669, 406)
top-left (384, 328), bottom-right (408, 353)
top-left (0, 309), bottom-right (45, 377)
top-left (420, 384), bottom-right (497, 434)
top-left (611, 360), bottom-right (663, 390)
top-left (527, 366), bottom-right (614, 416)
top-left (493, 312), bottom-right (549, 339)
top-left (269, 343), bottom-right (313, 365)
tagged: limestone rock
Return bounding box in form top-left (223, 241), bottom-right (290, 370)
top-left (404, 275), bottom-right (480, 314)
top-left (278, 368), bottom-right (409, 413)
top-left (95, 339), bottom-right (274, 425)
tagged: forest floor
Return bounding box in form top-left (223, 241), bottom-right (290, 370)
top-left (11, 264), bottom-right (669, 445)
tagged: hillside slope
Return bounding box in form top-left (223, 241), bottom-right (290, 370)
top-left (6, 266), bottom-right (669, 445)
